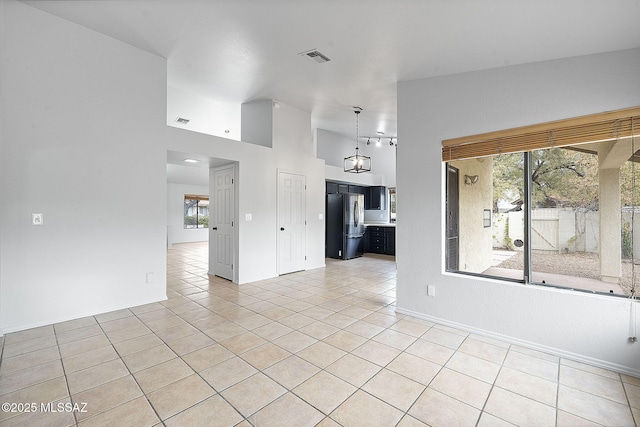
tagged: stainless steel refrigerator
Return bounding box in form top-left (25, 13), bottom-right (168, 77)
top-left (326, 193), bottom-right (365, 260)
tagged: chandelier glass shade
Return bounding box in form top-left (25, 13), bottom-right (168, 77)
top-left (344, 109), bottom-right (371, 173)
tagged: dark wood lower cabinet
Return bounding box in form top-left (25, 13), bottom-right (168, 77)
top-left (365, 226), bottom-right (395, 255)
top-left (385, 227), bottom-right (395, 255)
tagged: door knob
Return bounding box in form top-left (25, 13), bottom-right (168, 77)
top-left (280, 227), bottom-right (285, 231)
top-left (212, 227), bottom-right (218, 230)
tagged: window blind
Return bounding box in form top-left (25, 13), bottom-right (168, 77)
top-left (184, 194), bottom-right (209, 201)
top-left (442, 106), bottom-right (640, 162)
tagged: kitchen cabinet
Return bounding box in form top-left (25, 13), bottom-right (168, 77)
top-left (365, 225), bottom-right (395, 255)
top-left (363, 228), bottom-right (370, 252)
top-left (348, 185), bottom-right (366, 195)
top-left (384, 227), bottom-right (395, 255)
top-left (365, 186), bottom-right (387, 210)
top-left (326, 181), bottom-right (366, 195)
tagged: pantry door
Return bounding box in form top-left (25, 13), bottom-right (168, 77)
top-left (277, 171), bottom-right (306, 275)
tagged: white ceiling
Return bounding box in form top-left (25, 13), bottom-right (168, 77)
top-left (166, 151), bottom-right (233, 184)
top-left (22, 0), bottom-right (640, 141)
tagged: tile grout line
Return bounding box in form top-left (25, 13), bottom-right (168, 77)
top-left (86, 313), bottom-right (162, 426)
top-left (165, 302), bottom-right (256, 426)
top-left (476, 342), bottom-right (510, 427)
top-left (53, 324), bottom-right (78, 427)
top-left (4, 244), bottom-right (637, 426)
top-left (97, 303), bottom-right (224, 424)
top-left (619, 371), bottom-right (638, 427)
top-left (168, 253), bottom-right (402, 425)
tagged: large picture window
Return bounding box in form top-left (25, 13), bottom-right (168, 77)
top-left (443, 107), bottom-right (640, 297)
top-left (184, 194), bottom-right (209, 229)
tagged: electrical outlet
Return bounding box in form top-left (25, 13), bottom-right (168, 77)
top-left (245, 213), bottom-right (252, 221)
top-left (319, 213), bottom-right (323, 220)
top-left (427, 285), bottom-right (436, 296)
top-left (32, 213), bottom-right (43, 225)
top-left (146, 272), bottom-right (154, 283)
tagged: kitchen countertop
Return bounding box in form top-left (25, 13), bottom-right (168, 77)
top-left (364, 223), bottom-right (396, 227)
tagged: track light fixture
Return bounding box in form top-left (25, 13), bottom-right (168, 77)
top-left (363, 136), bottom-right (397, 147)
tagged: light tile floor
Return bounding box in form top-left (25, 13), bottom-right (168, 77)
top-left (1, 242), bottom-right (639, 426)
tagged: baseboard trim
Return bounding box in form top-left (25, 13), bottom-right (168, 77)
top-left (395, 307), bottom-right (640, 378)
top-left (0, 293), bottom-right (167, 337)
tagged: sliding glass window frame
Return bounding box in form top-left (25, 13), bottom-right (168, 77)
top-left (443, 107), bottom-right (640, 299)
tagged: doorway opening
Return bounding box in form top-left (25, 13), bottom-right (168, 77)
top-left (167, 150), bottom-right (237, 283)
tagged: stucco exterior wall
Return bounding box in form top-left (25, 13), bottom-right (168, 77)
top-left (450, 158), bottom-right (494, 273)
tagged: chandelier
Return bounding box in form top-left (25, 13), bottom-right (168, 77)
top-left (344, 108), bottom-right (371, 173)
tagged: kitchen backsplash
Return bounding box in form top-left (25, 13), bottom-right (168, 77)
top-left (364, 209), bottom-right (390, 224)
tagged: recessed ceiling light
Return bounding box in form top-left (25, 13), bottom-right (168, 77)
top-left (174, 117), bottom-right (190, 125)
top-left (299, 49), bottom-right (331, 64)
top-left (183, 159), bottom-right (200, 163)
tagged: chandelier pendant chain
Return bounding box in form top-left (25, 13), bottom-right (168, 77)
top-left (356, 110), bottom-right (360, 154)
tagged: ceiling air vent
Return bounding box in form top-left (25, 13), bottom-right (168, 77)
top-left (299, 49), bottom-right (331, 64)
top-left (174, 117), bottom-right (190, 125)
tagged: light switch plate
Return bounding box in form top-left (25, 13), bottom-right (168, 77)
top-left (319, 213), bottom-right (323, 220)
top-left (32, 213), bottom-right (43, 225)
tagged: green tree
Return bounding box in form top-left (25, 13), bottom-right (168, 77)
top-left (492, 152), bottom-right (524, 212)
top-left (198, 215), bottom-right (209, 228)
top-left (492, 148), bottom-right (599, 210)
top-left (530, 148), bottom-right (598, 209)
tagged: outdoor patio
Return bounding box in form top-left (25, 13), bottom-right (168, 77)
top-left (484, 250), bottom-right (626, 295)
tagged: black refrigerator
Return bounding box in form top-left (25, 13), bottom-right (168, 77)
top-left (326, 193), bottom-right (365, 260)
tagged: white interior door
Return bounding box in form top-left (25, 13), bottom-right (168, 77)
top-left (210, 165), bottom-right (235, 280)
top-left (278, 171), bottom-right (306, 275)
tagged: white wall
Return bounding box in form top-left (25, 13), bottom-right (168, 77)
top-left (167, 183), bottom-right (209, 245)
top-left (0, 1), bottom-right (168, 333)
top-left (0, 0), bottom-right (5, 329)
top-left (273, 103), bottom-right (326, 275)
top-left (317, 129), bottom-right (396, 187)
top-left (397, 48), bottom-right (640, 375)
top-left (0, 1), bottom-right (326, 334)
top-left (167, 85), bottom-right (241, 140)
top-left (164, 103), bottom-right (326, 285)
top-left (241, 99), bottom-right (273, 148)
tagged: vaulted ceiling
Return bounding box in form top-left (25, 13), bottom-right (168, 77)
top-left (22, 0), bottom-right (640, 141)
